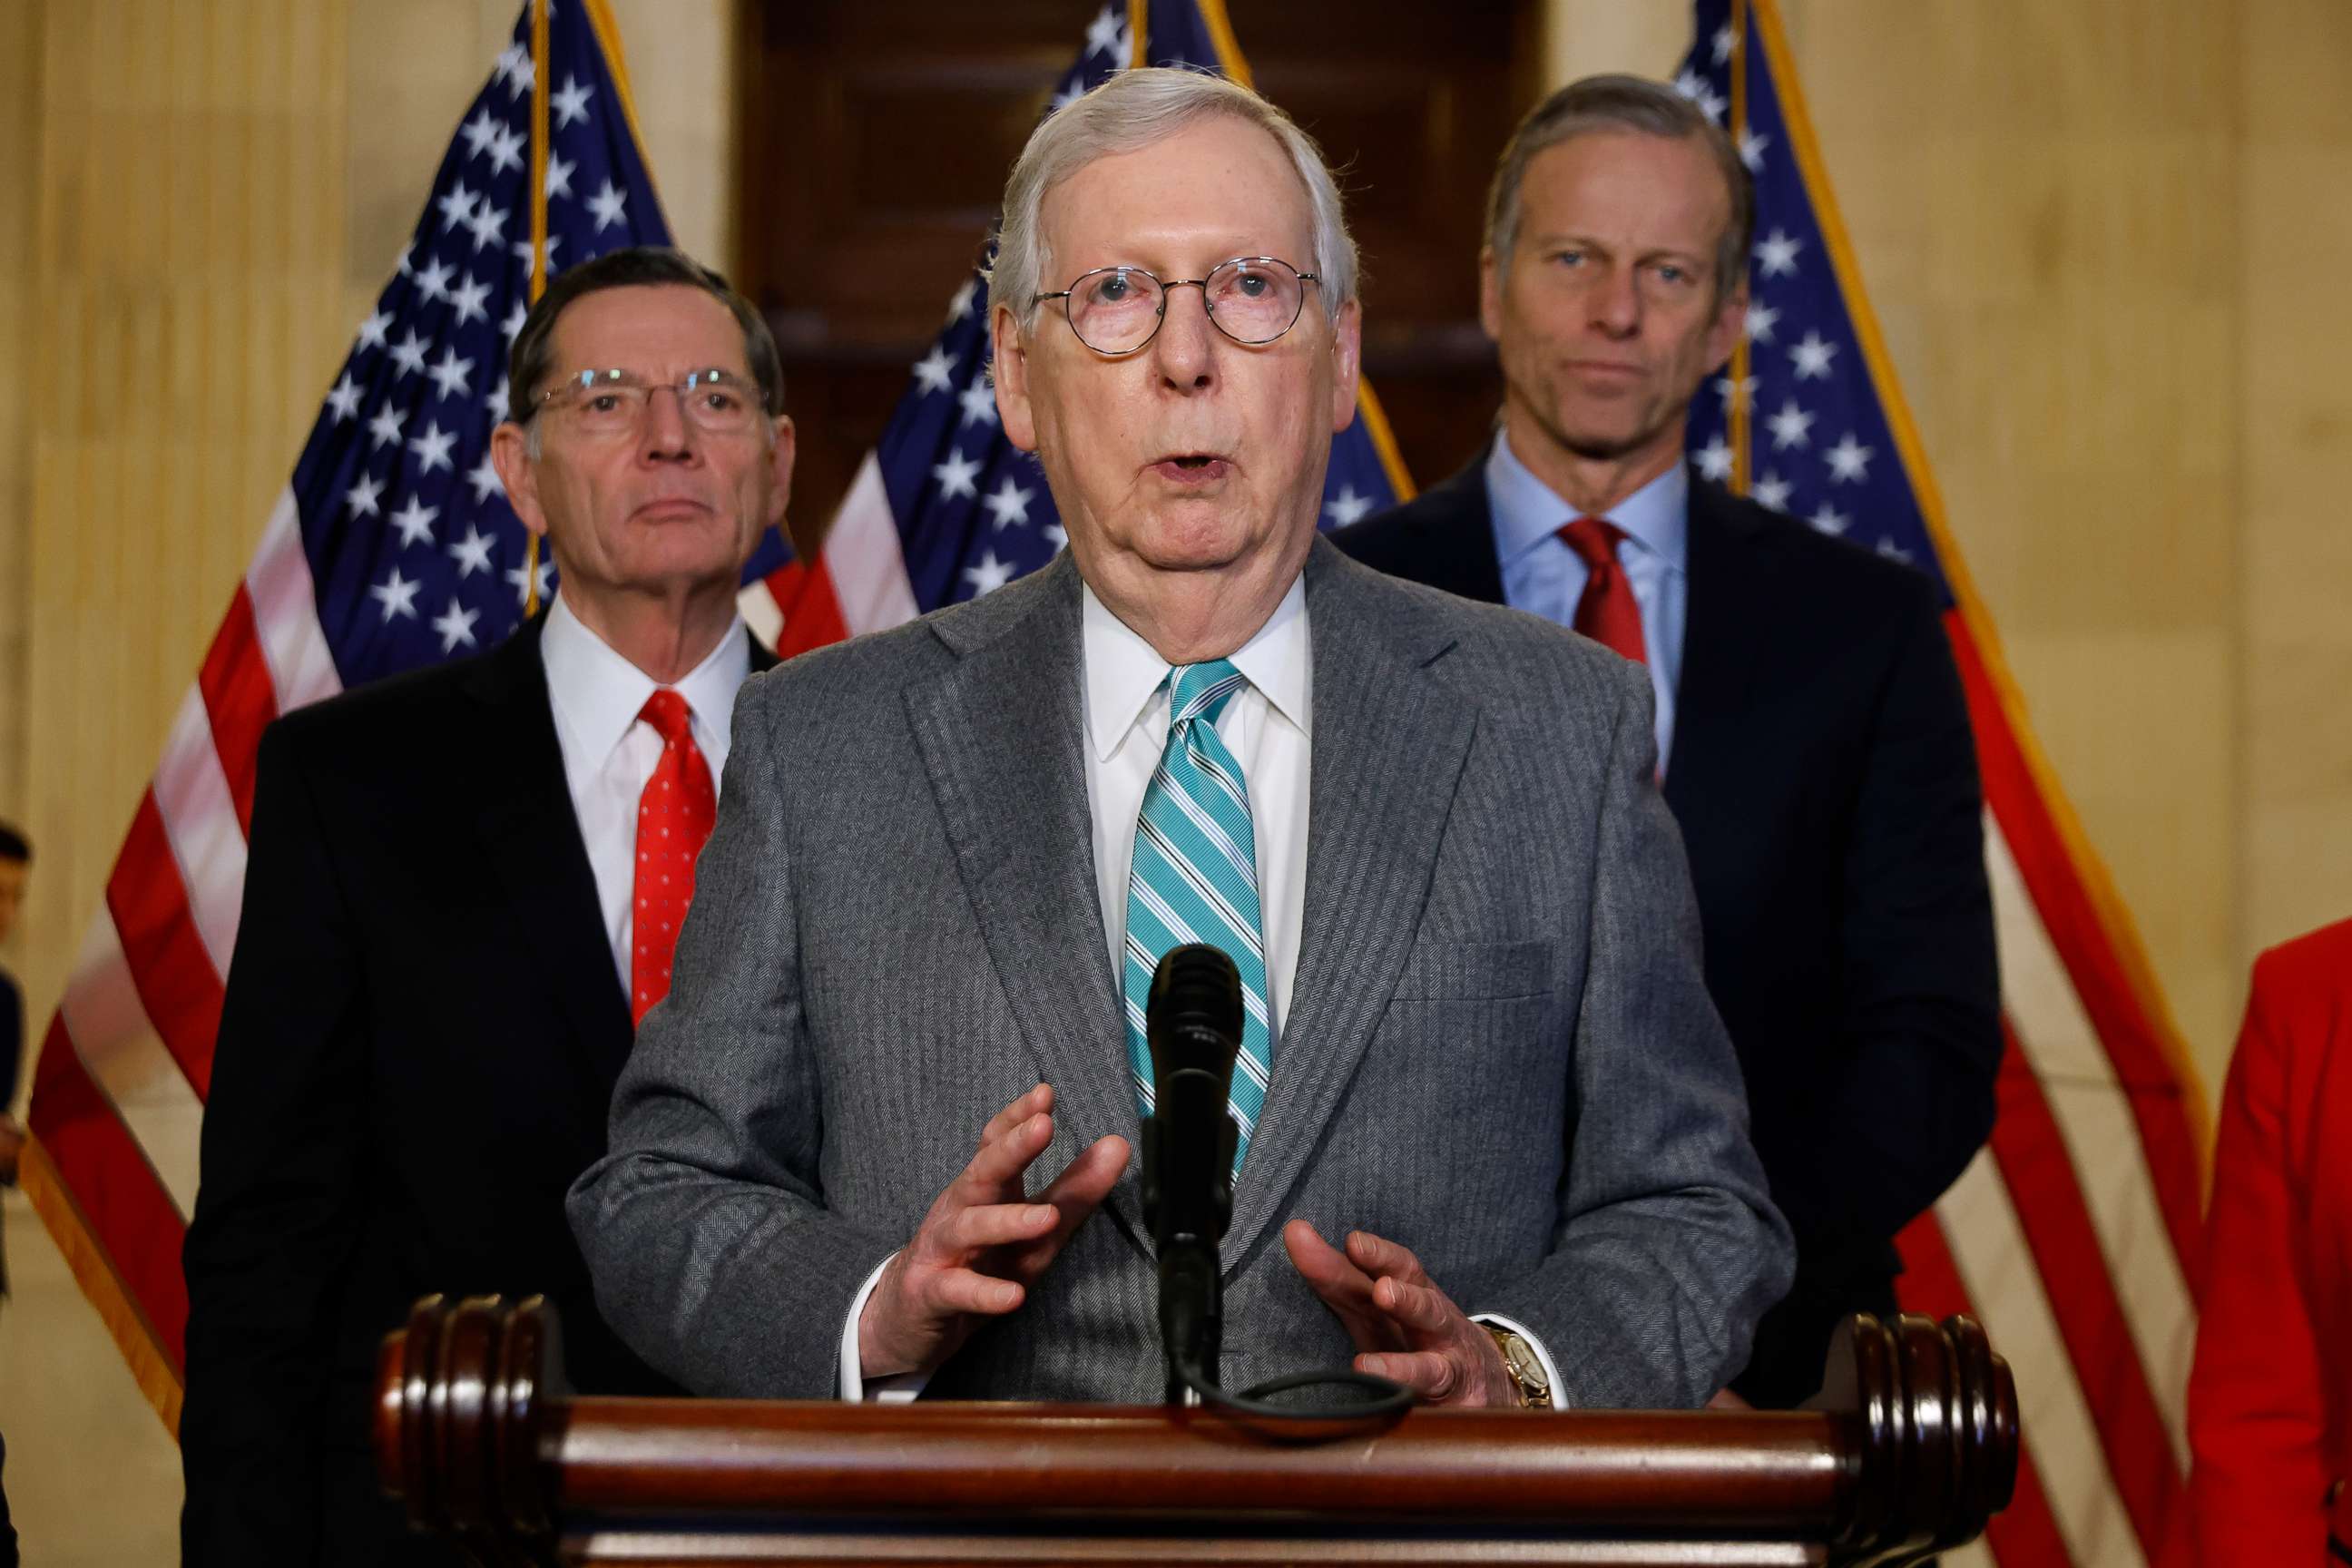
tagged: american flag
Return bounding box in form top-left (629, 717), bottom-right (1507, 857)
top-left (1681, 4), bottom-right (2208, 1564)
top-left (748, 0), bottom-right (1414, 655)
top-left (15, 0), bottom-right (789, 1429)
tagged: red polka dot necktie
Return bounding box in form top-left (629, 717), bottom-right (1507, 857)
top-left (1558, 516), bottom-right (1648, 665)
top-left (632, 688), bottom-right (716, 1026)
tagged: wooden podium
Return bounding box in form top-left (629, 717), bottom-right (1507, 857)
top-left (376, 1295), bottom-right (2016, 1567)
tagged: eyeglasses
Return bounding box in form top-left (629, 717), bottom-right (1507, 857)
top-left (1032, 256), bottom-right (1321, 357)
top-left (532, 368), bottom-right (767, 438)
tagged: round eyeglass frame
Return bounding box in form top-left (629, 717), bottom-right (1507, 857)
top-left (1030, 256), bottom-right (1322, 357)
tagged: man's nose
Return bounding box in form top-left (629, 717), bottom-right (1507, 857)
top-left (1588, 263), bottom-right (1642, 337)
top-left (638, 386), bottom-right (700, 459)
top-left (1151, 281), bottom-right (1218, 390)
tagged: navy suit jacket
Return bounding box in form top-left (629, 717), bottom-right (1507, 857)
top-left (1336, 457), bottom-right (2001, 1406)
top-left (180, 617), bottom-right (776, 1565)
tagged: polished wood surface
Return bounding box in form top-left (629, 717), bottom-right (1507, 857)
top-left (376, 1295), bottom-right (2016, 1567)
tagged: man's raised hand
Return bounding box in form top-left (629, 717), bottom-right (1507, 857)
top-left (857, 1083), bottom-right (1129, 1381)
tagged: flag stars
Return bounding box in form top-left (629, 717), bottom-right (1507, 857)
top-left (544, 153), bottom-right (575, 202)
top-left (980, 475), bottom-right (1034, 530)
top-left (370, 565), bottom-right (422, 620)
top-left (1712, 24), bottom-right (1737, 64)
top-left (1044, 522), bottom-right (1068, 552)
top-left (505, 556), bottom-right (555, 605)
top-left (1745, 301), bottom-right (1780, 344)
top-left (485, 122), bottom-right (526, 177)
top-left (1712, 372), bottom-right (1758, 412)
top-left (460, 105), bottom-right (501, 160)
top-left (432, 596), bottom-right (482, 652)
top-left (912, 346), bottom-right (957, 396)
top-left (551, 73), bottom-right (595, 129)
top-left (1050, 74), bottom-right (1088, 114)
top-left (346, 473), bottom-right (386, 518)
top-left (486, 375), bottom-right (511, 424)
top-left (501, 299), bottom-right (529, 344)
top-left (512, 233), bottom-right (562, 271)
top-left (1789, 331), bottom-right (1838, 380)
top-left (449, 272), bottom-right (492, 328)
top-left (435, 182), bottom-right (479, 236)
top-left (946, 277), bottom-right (978, 323)
top-left (1696, 435), bottom-right (1734, 482)
top-left (389, 329), bottom-right (430, 378)
top-left (1752, 471), bottom-right (1793, 512)
top-left (415, 256), bottom-right (455, 303)
top-left (1738, 128), bottom-right (1770, 173)
top-left (1765, 397), bottom-right (1815, 450)
top-left (587, 179), bottom-right (628, 231)
top-left (448, 523), bottom-right (495, 578)
top-left (326, 373), bottom-right (362, 423)
top-left (466, 201), bottom-right (509, 253)
top-left (388, 495), bottom-right (440, 548)
top-left (1085, 5), bottom-right (1126, 57)
top-left (1808, 504), bottom-right (1851, 535)
top-left (427, 346), bottom-right (475, 402)
top-left (1825, 433), bottom-right (1875, 484)
top-left (495, 43), bottom-right (531, 98)
top-left (1673, 69), bottom-right (1726, 123)
top-left (1754, 229), bottom-right (1805, 279)
top-left (358, 309), bottom-right (392, 351)
top-left (408, 421), bottom-right (457, 475)
top-left (368, 404), bottom-right (407, 449)
top-left (956, 378), bottom-right (1000, 429)
top-left (963, 549), bottom-right (1016, 597)
top-left (1323, 484), bottom-right (1374, 526)
top-left (932, 446), bottom-right (982, 501)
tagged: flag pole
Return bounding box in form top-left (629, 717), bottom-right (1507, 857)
top-left (523, 0), bottom-right (553, 618)
top-left (1727, 0), bottom-right (1751, 495)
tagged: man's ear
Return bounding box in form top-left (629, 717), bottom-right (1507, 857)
top-left (990, 303), bottom-right (1039, 454)
top-left (1478, 245), bottom-right (1504, 344)
top-left (1328, 297), bottom-right (1362, 435)
top-left (764, 414), bottom-right (797, 529)
top-left (489, 422), bottom-right (547, 541)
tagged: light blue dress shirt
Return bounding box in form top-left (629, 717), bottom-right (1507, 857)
top-left (1485, 431), bottom-right (1688, 770)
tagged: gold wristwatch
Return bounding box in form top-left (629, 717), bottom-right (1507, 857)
top-left (1482, 1323), bottom-right (1553, 1410)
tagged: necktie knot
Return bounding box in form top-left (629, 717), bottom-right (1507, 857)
top-left (1557, 515), bottom-right (1626, 572)
top-left (1168, 659), bottom-right (1247, 730)
top-left (638, 688), bottom-right (694, 747)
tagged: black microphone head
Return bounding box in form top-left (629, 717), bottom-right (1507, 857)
top-left (1145, 944), bottom-right (1243, 1081)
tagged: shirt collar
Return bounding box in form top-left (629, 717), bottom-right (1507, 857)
top-left (1081, 573), bottom-right (1311, 763)
top-left (541, 591), bottom-right (751, 765)
top-left (1486, 428), bottom-right (1689, 574)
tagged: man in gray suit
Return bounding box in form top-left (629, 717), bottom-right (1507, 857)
top-left (570, 68), bottom-right (1792, 1411)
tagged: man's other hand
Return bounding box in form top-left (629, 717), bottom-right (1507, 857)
top-left (858, 1084), bottom-right (1128, 1381)
top-left (1283, 1220), bottom-right (1519, 1407)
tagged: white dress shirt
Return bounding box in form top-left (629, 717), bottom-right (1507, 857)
top-left (838, 573), bottom-right (1560, 1406)
top-left (538, 593), bottom-right (752, 992)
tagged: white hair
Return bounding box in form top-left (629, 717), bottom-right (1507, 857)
top-left (986, 67), bottom-right (1358, 328)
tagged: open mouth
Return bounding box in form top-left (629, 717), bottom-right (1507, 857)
top-left (1151, 453), bottom-right (1230, 485)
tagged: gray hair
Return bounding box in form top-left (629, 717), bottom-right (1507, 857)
top-left (987, 66), bottom-right (1358, 328)
top-left (1485, 74), bottom-right (1754, 303)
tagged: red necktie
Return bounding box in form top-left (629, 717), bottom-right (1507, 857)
top-left (1558, 516), bottom-right (1648, 664)
top-left (632, 689), bottom-right (717, 1026)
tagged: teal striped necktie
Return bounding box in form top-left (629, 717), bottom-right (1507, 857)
top-left (1122, 659), bottom-right (1271, 1175)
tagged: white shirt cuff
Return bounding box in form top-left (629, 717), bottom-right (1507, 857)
top-left (838, 1253), bottom-right (929, 1404)
top-left (1470, 1311), bottom-right (1563, 1409)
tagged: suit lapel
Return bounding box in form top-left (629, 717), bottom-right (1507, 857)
top-left (1402, 461), bottom-right (1508, 605)
top-left (900, 556), bottom-right (1141, 1240)
top-left (466, 622), bottom-right (636, 1093)
top-left (1662, 475), bottom-right (1767, 821)
top-left (1221, 543), bottom-right (1478, 1267)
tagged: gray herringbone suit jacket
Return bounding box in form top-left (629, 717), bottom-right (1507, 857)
top-left (568, 539), bottom-right (1793, 1409)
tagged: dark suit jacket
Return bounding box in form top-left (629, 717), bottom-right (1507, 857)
top-left (1335, 457), bottom-right (2000, 1406)
top-left (180, 616), bottom-right (774, 1566)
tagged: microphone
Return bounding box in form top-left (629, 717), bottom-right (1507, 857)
top-left (1139, 944), bottom-right (1242, 1401)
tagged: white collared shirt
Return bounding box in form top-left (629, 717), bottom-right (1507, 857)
top-left (539, 592), bottom-right (753, 992)
top-left (1079, 573), bottom-right (1313, 1048)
